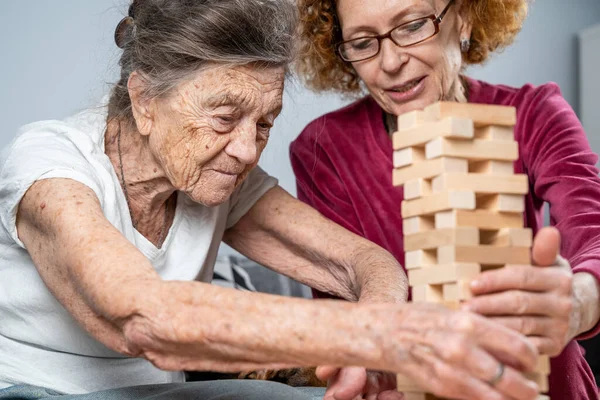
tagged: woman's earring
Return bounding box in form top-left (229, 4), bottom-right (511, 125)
top-left (460, 38), bottom-right (471, 53)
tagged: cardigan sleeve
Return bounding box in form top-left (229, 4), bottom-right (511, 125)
top-left (519, 83), bottom-right (600, 339)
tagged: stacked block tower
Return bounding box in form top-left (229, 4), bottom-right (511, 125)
top-left (392, 102), bottom-right (550, 400)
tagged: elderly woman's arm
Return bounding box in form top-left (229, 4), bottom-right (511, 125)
top-left (16, 178), bottom-right (540, 399)
top-left (223, 186), bottom-right (407, 304)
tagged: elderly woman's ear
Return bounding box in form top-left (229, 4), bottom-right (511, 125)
top-left (456, 1), bottom-right (473, 51)
top-left (127, 71), bottom-right (154, 136)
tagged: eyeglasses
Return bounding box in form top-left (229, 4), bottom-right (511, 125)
top-left (336, 0), bottom-right (455, 63)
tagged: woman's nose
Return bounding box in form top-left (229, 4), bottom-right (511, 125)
top-left (379, 38), bottom-right (408, 74)
top-left (224, 125), bottom-right (258, 165)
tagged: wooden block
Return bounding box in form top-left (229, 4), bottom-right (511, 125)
top-left (393, 157), bottom-right (468, 186)
top-left (396, 373), bottom-right (424, 392)
top-left (437, 245), bottom-right (531, 266)
top-left (435, 209), bottom-right (524, 230)
top-left (404, 178), bottom-right (432, 200)
top-left (477, 194), bottom-right (525, 213)
top-left (536, 396), bottom-right (550, 400)
top-left (524, 372), bottom-right (549, 393)
top-left (405, 249), bottom-right (437, 269)
top-left (403, 215), bottom-right (435, 234)
top-left (475, 125), bottom-right (514, 141)
top-left (393, 117), bottom-right (474, 150)
top-left (424, 102), bottom-right (517, 127)
top-left (431, 173), bottom-right (528, 195)
top-left (404, 227), bottom-right (479, 251)
top-left (408, 263), bottom-right (481, 286)
top-left (412, 284), bottom-right (444, 303)
top-left (536, 355), bottom-right (551, 375)
top-left (401, 190), bottom-right (475, 218)
top-left (469, 160), bottom-right (515, 175)
top-left (397, 110), bottom-right (425, 131)
top-left (393, 147), bottom-right (426, 168)
top-left (479, 228), bottom-right (533, 247)
top-left (443, 280), bottom-right (473, 301)
top-left (426, 138), bottom-right (519, 162)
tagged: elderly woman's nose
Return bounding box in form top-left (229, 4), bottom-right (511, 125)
top-left (224, 127), bottom-right (258, 164)
top-left (379, 39), bottom-right (408, 74)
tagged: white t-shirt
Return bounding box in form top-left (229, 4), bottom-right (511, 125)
top-left (0, 108), bottom-right (277, 394)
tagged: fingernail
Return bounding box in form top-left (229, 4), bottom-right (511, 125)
top-left (470, 280), bottom-right (482, 290)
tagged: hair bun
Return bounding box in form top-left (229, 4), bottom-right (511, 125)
top-left (114, 16), bottom-right (135, 49)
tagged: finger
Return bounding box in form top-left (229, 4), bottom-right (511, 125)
top-left (469, 265), bottom-right (559, 295)
top-left (316, 366), bottom-right (340, 381)
top-left (376, 390), bottom-right (405, 400)
top-left (445, 312), bottom-right (538, 372)
top-left (488, 316), bottom-right (556, 336)
top-left (467, 291), bottom-right (568, 318)
top-left (490, 363), bottom-right (540, 400)
top-left (532, 227), bottom-right (561, 267)
top-left (528, 336), bottom-right (563, 357)
top-left (331, 367), bottom-right (368, 400)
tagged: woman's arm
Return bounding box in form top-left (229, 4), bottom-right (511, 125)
top-left (16, 178), bottom-right (540, 400)
top-left (223, 186), bottom-right (408, 304)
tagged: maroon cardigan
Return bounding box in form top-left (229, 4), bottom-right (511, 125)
top-left (290, 78), bottom-right (600, 399)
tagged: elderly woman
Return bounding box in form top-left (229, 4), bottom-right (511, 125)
top-left (291, 0), bottom-right (600, 398)
top-left (0, 1), bottom-right (541, 400)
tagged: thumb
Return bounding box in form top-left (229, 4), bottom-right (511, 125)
top-left (532, 226), bottom-right (561, 267)
top-left (316, 365), bottom-right (340, 382)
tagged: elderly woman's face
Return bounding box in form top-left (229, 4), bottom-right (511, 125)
top-left (336, 0), bottom-right (471, 116)
top-left (143, 65), bottom-right (284, 206)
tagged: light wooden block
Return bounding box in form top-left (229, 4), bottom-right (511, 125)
top-left (393, 157), bottom-right (468, 186)
top-left (396, 373), bottom-right (425, 392)
top-left (404, 178), bottom-right (432, 200)
top-left (405, 249), bottom-right (437, 269)
top-left (401, 190), bottom-right (476, 218)
top-left (394, 147), bottom-right (426, 168)
top-left (480, 228), bottom-right (533, 247)
top-left (403, 215), bottom-right (435, 234)
top-left (475, 125), bottom-right (514, 141)
top-left (404, 227), bottom-right (479, 251)
top-left (408, 263), bottom-right (481, 286)
top-left (536, 396), bottom-right (550, 400)
top-left (469, 160), bottom-right (514, 175)
top-left (536, 355), bottom-right (551, 375)
top-left (443, 280), bottom-right (473, 301)
top-left (426, 138), bottom-right (519, 162)
top-left (477, 194), bottom-right (525, 213)
top-left (437, 245), bottom-right (531, 266)
top-left (397, 110), bottom-right (425, 131)
top-left (435, 209), bottom-right (524, 230)
top-left (424, 102), bottom-right (517, 127)
top-left (412, 284), bottom-right (443, 303)
top-left (393, 117), bottom-right (474, 150)
top-left (524, 372), bottom-right (549, 393)
top-left (432, 173), bottom-right (528, 195)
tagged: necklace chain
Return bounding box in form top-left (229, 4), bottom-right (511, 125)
top-left (117, 125), bottom-right (170, 248)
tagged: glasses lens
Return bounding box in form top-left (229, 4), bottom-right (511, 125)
top-left (392, 18), bottom-right (436, 46)
top-left (339, 37), bottom-right (379, 61)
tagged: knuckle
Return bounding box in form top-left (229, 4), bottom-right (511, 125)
top-left (515, 292), bottom-right (529, 315)
top-left (450, 311), bottom-right (477, 335)
top-left (442, 335), bottom-right (470, 363)
top-left (557, 272), bottom-right (573, 294)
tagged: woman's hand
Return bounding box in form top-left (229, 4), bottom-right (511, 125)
top-left (465, 227), bottom-right (585, 356)
top-left (316, 366), bottom-right (401, 400)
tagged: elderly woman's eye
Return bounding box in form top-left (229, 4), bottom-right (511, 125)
top-left (258, 122), bottom-right (273, 130)
top-left (216, 115), bottom-right (236, 124)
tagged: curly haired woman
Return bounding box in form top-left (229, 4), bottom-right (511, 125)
top-left (291, 0), bottom-right (600, 399)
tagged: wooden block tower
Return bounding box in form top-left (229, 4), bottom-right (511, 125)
top-left (392, 102), bottom-right (551, 400)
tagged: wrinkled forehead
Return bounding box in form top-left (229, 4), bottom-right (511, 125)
top-left (176, 64), bottom-right (285, 112)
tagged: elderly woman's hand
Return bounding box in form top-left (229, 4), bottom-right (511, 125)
top-left (320, 303), bottom-right (539, 400)
top-left (465, 227), bottom-right (583, 356)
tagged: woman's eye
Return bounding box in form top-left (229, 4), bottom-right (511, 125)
top-left (258, 122), bottom-right (272, 130)
top-left (216, 115), bottom-right (235, 124)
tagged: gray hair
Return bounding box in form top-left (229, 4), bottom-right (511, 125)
top-left (108, 0), bottom-right (298, 122)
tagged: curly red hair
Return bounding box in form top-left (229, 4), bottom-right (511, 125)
top-left (296, 0), bottom-right (528, 93)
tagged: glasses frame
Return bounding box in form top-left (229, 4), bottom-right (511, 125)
top-left (336, 0), bottom-right (455, 62)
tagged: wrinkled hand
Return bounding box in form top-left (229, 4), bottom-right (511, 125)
top-left (380, 304), bottom-right (539, 400)
top-left (465, 227), bottom-right (578, 356)
top-left (316, 366), bottom-right (402, 400)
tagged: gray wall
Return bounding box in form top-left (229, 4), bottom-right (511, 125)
top-left (1, 0), bottom-right (600, 196)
